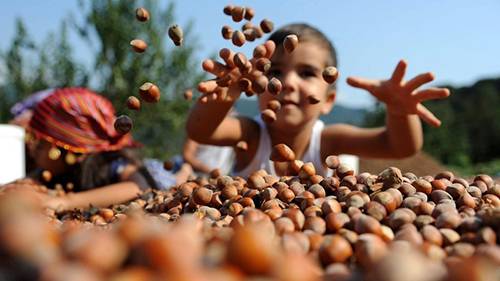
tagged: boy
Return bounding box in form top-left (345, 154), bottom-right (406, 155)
top-left (187, 23), bottom-right (450, 177)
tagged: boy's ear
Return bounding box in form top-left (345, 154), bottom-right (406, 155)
top-left (321, 90), bottom-right (336, 114)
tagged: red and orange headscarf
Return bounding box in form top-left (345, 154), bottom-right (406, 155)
top-left (29, 88), bottom-right (135, 154)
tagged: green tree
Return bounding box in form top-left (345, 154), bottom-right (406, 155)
top-left (73, 0), bottom-right (205, 158)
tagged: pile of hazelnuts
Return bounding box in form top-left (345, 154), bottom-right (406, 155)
top-left (1, 150), bottom-right (498, 280)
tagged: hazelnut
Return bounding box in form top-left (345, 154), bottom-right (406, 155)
top-left (221, 25), bottom-right (233, 40)
top-left (354, 234), bottom-right (388, 269)
top-left (439, 228), bottom-right (460, 246)
top-left (227, 202), bottom-right (244, 217)
top-left (372, 191), bottom-right (397, 213)
top-left (139, 82), bottom-right (160, 103)
top-left (299, 162), bottom-right (316, 179)
top-left (231, 30), bottom-right (246, 47)
top-left (421, 225), bottom-right (443, 246)
top-left (247, 173), bottom-right (267, 190)
top-left (319, 235), bottom-right (353, 265)
top-left (430, 190), bottom-right (453, 204)
top-left (230, 6), bottom-right (245, 22)
top-left (252, 75), bottom-right (269, 94)
top-left (388, 208), bottom-right (416, 230)
top-left (114, 115), bottom-right (133, 134)
top-left (223, 5), bottom-right (233, 15)
top-left (135, 7), bottom-right (150, 22)
top-left (322, 66), bottom-right (338, 84)
top-left (474, 174), bottom-right (494, 189)
top-left (446, 183), bottom-right (466, 200)
top-left (336, 164), bottom-right (354, 178)
top-left (364, 201), bottom-right (387, 221)
top-left (308, 184), bottom-right (325, 198)
top-left (267, 77), bottom-right (282, 95)
top-left (283, 208), bottom-right (305, 231)
top-left (304, 216), bottom-right (326, 234)
top-left (260, 19), bottom-right (274, 33)
top-left (243, 29), bottom-right (256, 42)
top-left (192, 187), bottom-right (213, 205)
top-left (130, 39), bottom-right (147, 53)
top-left (274, 217), bottom-right (295, 235)
top-left (325, 213), bottom-right (350, 233)
top-left (126, 96), bottom-right (141, 110)
top-left (244, 7), bottom-right (255, 20)
top-left (278, 188), bottom-right (295, 203)
top-left (270, 143), bottom-right (296, 162)
top-left (255, 57), bottom-right (271, 73)
top-left (167, 24), bottom-right (183, 46)
top-left (283, 34), bottom-right (299, 53)
top-left (325, 155), bottom-right (340, 170)
top-left (412, 178), bottom-right (433, 195)
top-left (354, 214), bottom-right (382, 236)
top-left (322, 199), bottom-right (342, 216)
top-left (253, 45), bottom-right (267, 59)
top-left (377, 167), bottom-right (403, 189)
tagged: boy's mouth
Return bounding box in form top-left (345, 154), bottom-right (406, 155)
top-left (279, 99), bottom-right (299, 106)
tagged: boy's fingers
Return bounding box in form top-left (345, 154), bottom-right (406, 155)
top-left (405, 72), bottom-right (435, 91)
top-left (263, 40), bottom-right (276, 59)
top-left (219, 48), bottom-right (236, 68)
top-left (197, 80), bottom-right (218, 94)
top-left (202, 59), bottom-right (229, 77)
top-left (417, 103), bottom-right (441, 127)
top-left (346, 77), bottom-right (376, 92)
top-left (391, 59), bottom-right (407, 83)
top-left (413, 88), bottom-right (450, 102)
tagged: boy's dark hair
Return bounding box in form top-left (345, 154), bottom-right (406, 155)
top-left (268, 23), bottom-right (338, 67)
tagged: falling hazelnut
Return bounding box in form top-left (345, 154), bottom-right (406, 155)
top-left (267, 78), bottom-right (282, 95)
top-left (252, 75), bottom-right (268, 94)
top-left (139, 82), bottom-right (160, 103)
top-left (135, 7), bottom-right (150, 22)
top-left (114, 115), bottom-right (133, 134)
top-left (221, 25), bottom-right (233, 40)
top-left (183, 89), bottom-right (193, 101)
top-left (260, 19), bottom-right (274, 33)
top-left (322, 66), bottom-right (339, 84)
top-left (232, 30), bottom-right (246, 47)
top-left (255, 58), bottom-right (271, 73)
top-left (283, 34), bottom-right (299, 53)
top-left (130, 39), bottom-right (147, 53)
top-left (126, 96), bottom-right (141, 110)
top-left (231, 6), bottom-right (245, 22)
top-left (244, 7), bottom-right (255, 21)
top-left (168, 24), bottom-right (183, 46)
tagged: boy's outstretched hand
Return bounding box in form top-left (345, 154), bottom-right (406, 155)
top-left (346, 60), bottom-right (450, 127)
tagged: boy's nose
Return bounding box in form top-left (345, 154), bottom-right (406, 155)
top-left (281, 72), bottom-right (298, 94)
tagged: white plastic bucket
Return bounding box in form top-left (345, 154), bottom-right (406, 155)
top-left (0, 124), bottom-right (25, 185)
top-left (339, 154), bottom-right (359, 174)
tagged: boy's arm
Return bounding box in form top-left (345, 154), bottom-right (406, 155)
top-left (322, 60), bottom-right (450, 159)
top-left (182, 138), bottom-right (212, 174)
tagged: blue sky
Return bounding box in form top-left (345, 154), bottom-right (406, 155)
top-left (1, 0), bottom-right (499, 108)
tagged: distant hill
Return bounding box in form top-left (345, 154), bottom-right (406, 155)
top-left (235, 98), bottom-right (368, 125)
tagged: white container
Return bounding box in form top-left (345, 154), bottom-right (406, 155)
top-left (339, 154), bottom-right (359, 174)
top-left (0, 124), bottom-right (25, 184)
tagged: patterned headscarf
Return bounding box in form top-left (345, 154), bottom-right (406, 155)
top-left (29, 88), bottom-right (135, 154)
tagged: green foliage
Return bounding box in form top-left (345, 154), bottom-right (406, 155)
top-left (73, 0), bottom-right (204, 158)
top-left (363, 78), bottom-right (500, 175)
top-left (0, 0), bottom-right (205, 159)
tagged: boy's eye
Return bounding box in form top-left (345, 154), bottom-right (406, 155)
top-left (267, 68), bottom-right (282, 78)
top-left (299, 69), bottom-right (318, 78)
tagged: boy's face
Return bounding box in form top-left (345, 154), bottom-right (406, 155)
top-left (258, 42), bottom-right (336, 131)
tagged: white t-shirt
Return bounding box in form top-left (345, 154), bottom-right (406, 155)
top-left (232, 117), bottom-right (334, 177)
top-left (232, 117), bottom-right (360, 177)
